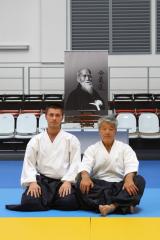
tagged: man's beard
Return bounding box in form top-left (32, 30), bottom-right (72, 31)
top-left (81, 82), bottom-right (93, 94)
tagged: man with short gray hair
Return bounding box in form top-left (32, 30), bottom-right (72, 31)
top-left (77, 115), bottom-right (145, 216)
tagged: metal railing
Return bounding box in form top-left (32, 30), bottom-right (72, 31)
top-left (0, 65), bottom-right (160, 98)
top-left (0, 67), bottom-right (25, 94)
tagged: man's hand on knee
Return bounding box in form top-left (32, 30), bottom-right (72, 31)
top-left (27, 182), bottom-right (41, 198)
top-left (59, 181), bottom-right (71, 198)
top-left (80, 171), bottom-right (94, 194)
top-left (123, 173), bottom-right (139, 196)
top-left (80, 177), bottom-right (94, 194)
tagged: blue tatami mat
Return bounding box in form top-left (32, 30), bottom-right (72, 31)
top-left (0, 161), bottom-right (22, 188)
top-left (0, 188), bottom-right (159, 218)
top-left (0, 160), bottom-right (160, 217)
top-left (0, 160), bottom-right (160, 188)
top-left (0, 188), bottom-right (98, 218)
top-left (139, 160), bottom-right (160, 188)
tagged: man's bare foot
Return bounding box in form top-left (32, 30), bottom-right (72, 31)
top-left (99, 204), bottom-right (117, 216)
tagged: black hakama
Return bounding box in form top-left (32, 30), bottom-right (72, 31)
top-left (6, 174), bottom-right (79, 211)
top-left (77, 175), bottom-right (145, 214)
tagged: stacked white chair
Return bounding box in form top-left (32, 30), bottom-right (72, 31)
top-left (39, 114), bottom-right (48, 132)
top-left (15, 113), bottom-right (37, 139)
top-left (0, 113), bottom-right (15, 139)
top-left (116, 113), bottom-right (138, 138)
top-left (138, 113), bottom-right (160, 138)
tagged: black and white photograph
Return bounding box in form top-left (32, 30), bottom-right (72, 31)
top-left (64, 51), bottom-right (108, 114)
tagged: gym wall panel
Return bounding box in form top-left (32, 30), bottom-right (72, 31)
top-left (29, 66), bottom-right (64, 94)
top-left (41, 0), bottom-right (66, 63)
top-left (0, 0), bottom-right (40, 62)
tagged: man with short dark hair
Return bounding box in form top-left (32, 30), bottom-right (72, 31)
top-left (6, 103), bottom-right (81, 211)
top-left (65, 68), bottom-right (105, 111)
top-left (77, 115), bottom-right (145, 216)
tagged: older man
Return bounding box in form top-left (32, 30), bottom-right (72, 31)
top-left (77, 115), bottom-right (145, 216)
top-left (65, 68), bottom-right (105, 111)
top-left (6, 103), bottom-right (81, 211)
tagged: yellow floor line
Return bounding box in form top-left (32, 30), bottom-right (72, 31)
top-left (91, 218), bottom-right (160, 240)
top-left (0, 218), bottom-right (90, 240)
top-left (1, 217), bottom-right (160, 240)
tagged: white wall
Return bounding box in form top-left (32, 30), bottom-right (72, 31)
top-left (41, 0), bottom-right (66, 62)
top-left (0, 0), bottom-right (66, 93)
top-left (0, 0), bottom-right (40, 62)
top-left (0, 0), bottom-right (66, 63)
top-left (0, 0), bottom-right (159, 97)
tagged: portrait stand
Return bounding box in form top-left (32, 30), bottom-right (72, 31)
top-left (65, 110), bottom-right (101, 127)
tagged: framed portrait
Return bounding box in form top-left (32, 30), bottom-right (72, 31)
top-left (64, 50), bottom-right (108, 116)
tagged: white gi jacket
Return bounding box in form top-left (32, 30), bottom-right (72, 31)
top-left (21, 129), bottom-right (81, 187)
top-left (79, 140), bottom-right (139, 182)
